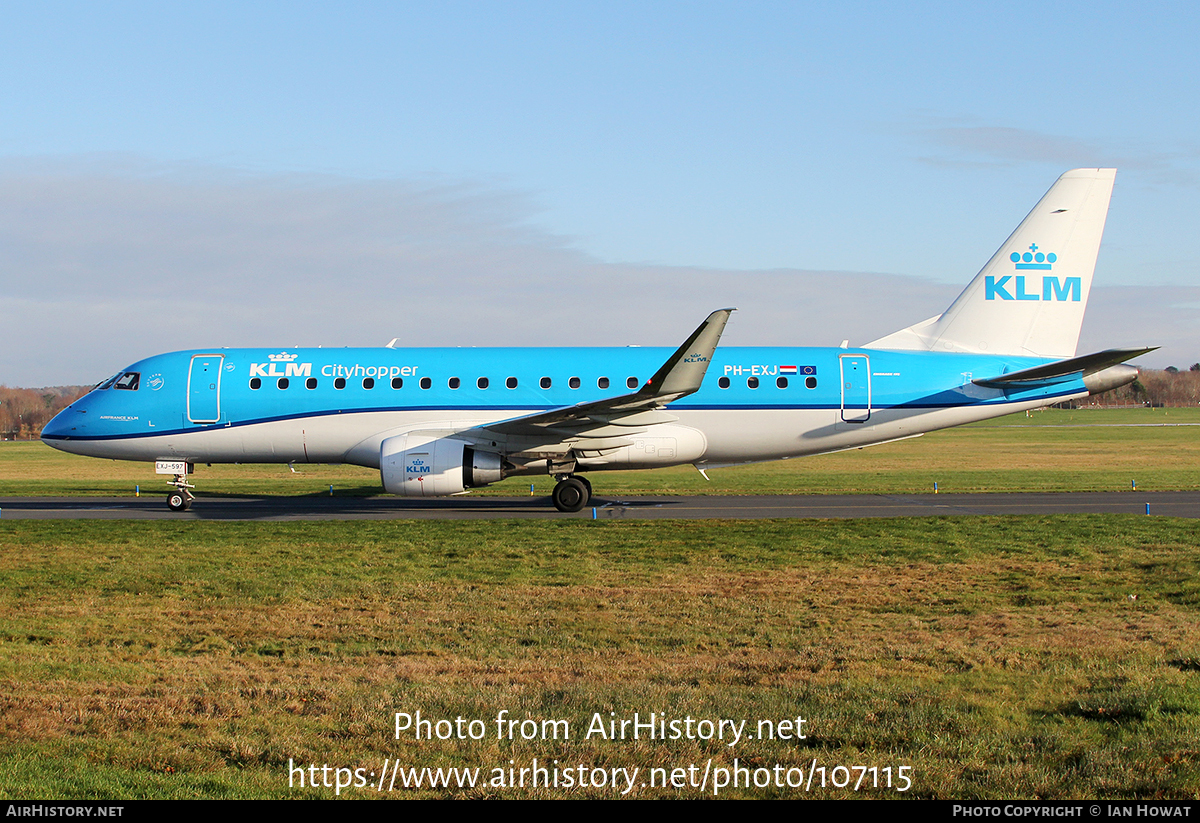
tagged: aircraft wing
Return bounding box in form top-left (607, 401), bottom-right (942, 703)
top-left (479, 308), bottom-right (734, 439)
top-left (972, 347), bottom-right (1157, 388)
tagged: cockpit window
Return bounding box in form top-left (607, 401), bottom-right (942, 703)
top-left (95, 373), bottom-right (121, 390)
top-left (113, 372), bottom-right (140, 391)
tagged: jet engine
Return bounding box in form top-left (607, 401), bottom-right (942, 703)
top-left (380, 433), bottom-right (503, 497)
top-left (1083, 364), bottom-right (1139, 395)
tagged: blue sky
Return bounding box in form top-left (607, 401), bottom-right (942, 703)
top-left (2, 2), bottom-right (1198, 384)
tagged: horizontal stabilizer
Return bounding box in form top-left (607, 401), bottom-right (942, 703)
top-left (973, 347), bottom-right (1156, 388)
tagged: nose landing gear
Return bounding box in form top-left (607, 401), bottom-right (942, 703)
top-left (166, 474), bottom-right (195, 512)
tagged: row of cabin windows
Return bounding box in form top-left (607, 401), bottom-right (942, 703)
top-left (249, 374), bottom-right (819, 391)
top-left (717, 375), bottom-right (819, 390)
top-left (250, 375), bottom-right (640, 391)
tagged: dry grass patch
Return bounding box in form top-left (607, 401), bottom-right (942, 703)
top-left (2, 517), bottom-right (1200, 797)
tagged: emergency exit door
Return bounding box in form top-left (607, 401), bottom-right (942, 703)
top-left (839, 354), bottom-right (871, 423)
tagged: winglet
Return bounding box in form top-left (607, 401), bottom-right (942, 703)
top-left (474, 309), bottom-right (737, 438)
top-left (639, 308), bottom-right (735, 401)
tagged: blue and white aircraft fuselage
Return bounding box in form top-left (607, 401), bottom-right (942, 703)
top-left (41, 169), bottom-right (1152, 511)
top-left (44, 345), bottom-right (1120, 466)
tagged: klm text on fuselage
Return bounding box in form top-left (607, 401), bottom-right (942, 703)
top-left (247, 362), bottom-right (421, 379)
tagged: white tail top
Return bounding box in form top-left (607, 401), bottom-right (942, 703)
top-left (869, 168), bottom-right (1116, 358)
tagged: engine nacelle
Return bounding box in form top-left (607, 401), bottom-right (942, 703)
top-left (380, 433), bottom-right (503, 497)
top-left (1084, 364), bottom-right (1139, 395)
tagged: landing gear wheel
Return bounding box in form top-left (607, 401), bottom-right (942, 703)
top-left (552, 477), bottom-right (589, 513)
top-left (165, 470), bottom-right (196, 512)
top-left (578, 476), bottom-right (593, 503)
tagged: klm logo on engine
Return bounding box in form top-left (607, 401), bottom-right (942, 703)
top-left (985, 275), bottom-right (1081, 302)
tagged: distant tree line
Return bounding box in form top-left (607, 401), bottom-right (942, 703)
top-left (0, 386), bottom-right (88, 440)
top-left (1064, 366), bottom-right (1200, 408)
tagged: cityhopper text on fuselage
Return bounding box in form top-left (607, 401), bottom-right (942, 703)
top-left (42, 169), bottom-right (1153, 512)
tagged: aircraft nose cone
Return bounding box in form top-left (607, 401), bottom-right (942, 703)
top-left (40, 413), bottom-right (67, 441)
top-left (41, 405), bottom-right (81, 443)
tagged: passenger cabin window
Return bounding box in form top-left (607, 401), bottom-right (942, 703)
top-left (334, 377), bottom-right (346, 390)
top-left (277, 377), bottom-right (290, 389)
top-left (250, 377), bottom-right (262, 390)
top-left (747, 377), bottom-right (759, 389)
top-left (569, 377), bottom-right (580, 389)
top-left (506, 377), bottom-right (518, 389)
top-left (805, 376), bottom-right (818, 389)
top-left (449, 377), bottom-right (461, 389)
top-left (113, 372), bottom-right (140, 391)
top-left (363, 377), bottom-right (375, 389)
top-left (627, 377), bottom-right (638, 389)
top-left (776, 376), bottom-right (788, 389)
top-left (391, 377), bottom-right (403, 389)
top-left (598, 377), bottom-right (610, 389)
top-left (718, 377), bottom-right (730, 389)
top-left (477, 377), bottom-right (489, 389)
top-left (420, 377), bottom-right (432, 390)
top-left (540, 377), bottom-right (551, 389)
top-left (306, 377), bottom-right (318, 390)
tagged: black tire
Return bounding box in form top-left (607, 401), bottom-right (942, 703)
top-left (552, 477), bottom-right (588, 513)
top-left (167, 491), bottom-right (190, 512)
top-left (578, 476), bottom-right (593, 503)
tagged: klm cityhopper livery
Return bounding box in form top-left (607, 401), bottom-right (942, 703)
top-left (43, 169), bottom-right (1152, 512)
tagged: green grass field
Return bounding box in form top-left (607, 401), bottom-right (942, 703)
top-left (2, 516), bottom-right (1200, 799)
top-left (5, 407), bottom-right (1200, 499)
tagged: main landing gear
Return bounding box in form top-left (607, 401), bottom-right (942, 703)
top-left (551, 475), bottom-right (592, 513)
top-left (166, 474), bottom-right (195, 512)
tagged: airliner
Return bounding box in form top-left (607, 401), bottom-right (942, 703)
top-left (42, 169), bottom-right (1152, 512)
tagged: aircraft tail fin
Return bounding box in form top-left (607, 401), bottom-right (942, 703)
top-left (868, 168), bottom-right (1116, 358)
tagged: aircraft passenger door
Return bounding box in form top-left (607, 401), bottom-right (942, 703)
top-left (188, 354), bottom-right (224, 424)
top-left (839, 355), bottom-right (871, 423)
